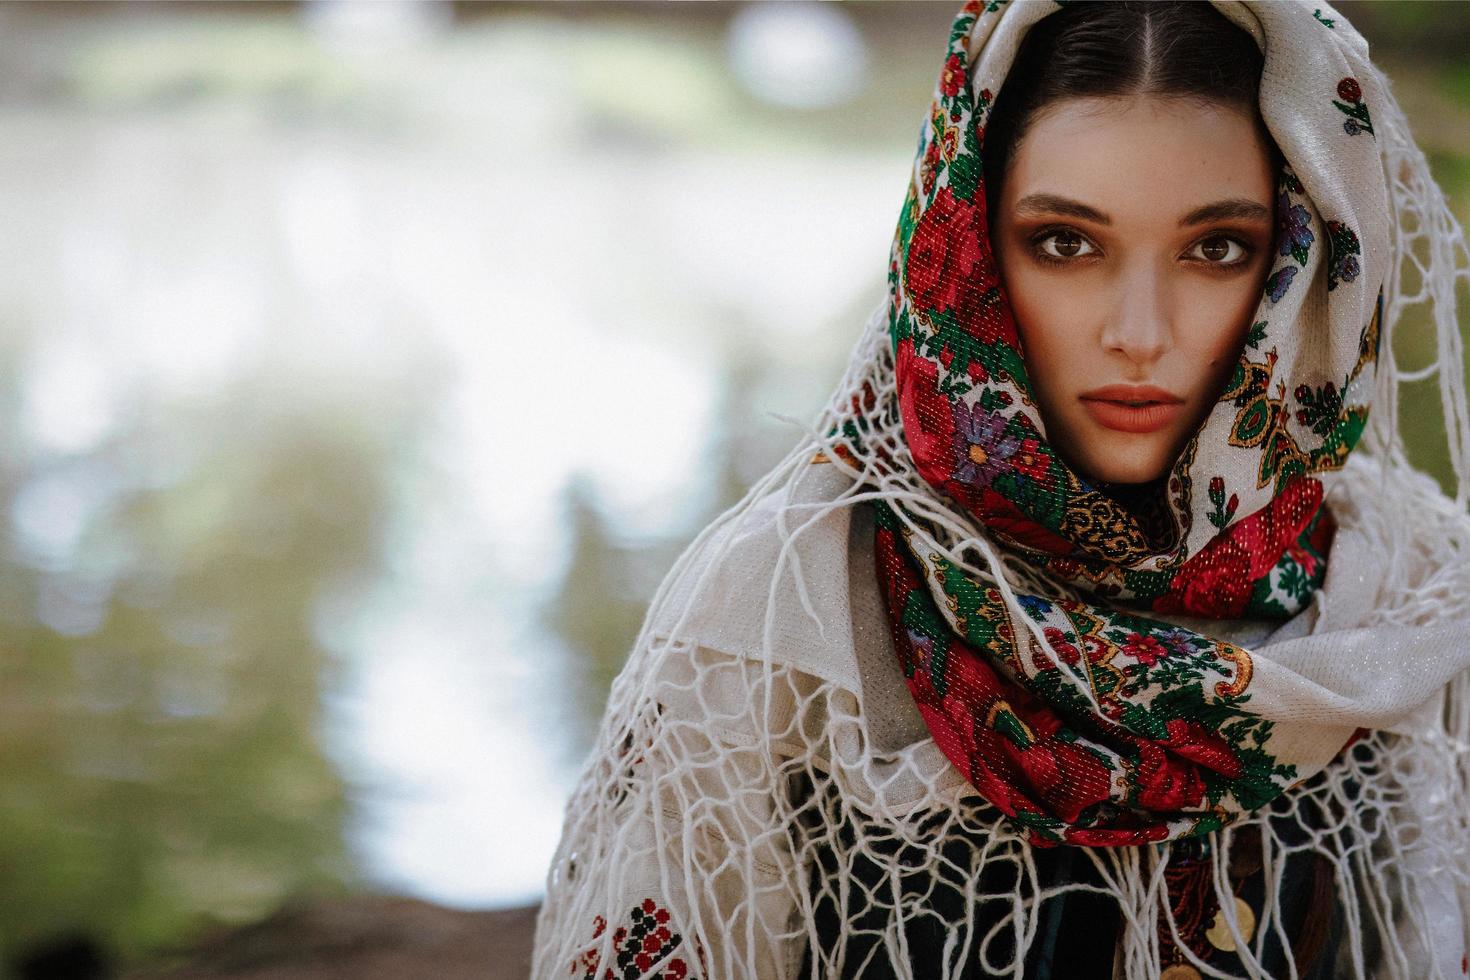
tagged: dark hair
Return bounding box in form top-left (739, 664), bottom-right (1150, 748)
top-left (981, 0), bottom-right (1283, 222)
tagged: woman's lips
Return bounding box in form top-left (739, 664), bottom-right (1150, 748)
top-left (1078, 386), bottom-right (1185, 434)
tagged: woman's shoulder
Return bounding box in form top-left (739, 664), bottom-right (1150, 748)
top-left (644, 460), bottom-right (866, 684)
top-left (641, 455), bottom-right (937, 778)
top-left (644, 460), bottom-right (896, 697)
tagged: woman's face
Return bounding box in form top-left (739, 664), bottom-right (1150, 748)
top-left (991, 95), bottom-right (1278, 487)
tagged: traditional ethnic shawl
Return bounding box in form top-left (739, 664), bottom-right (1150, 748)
top-left (532, 2), bottom-right (1470, 978)
top-left (868, 0), bottom-right (1382, 849)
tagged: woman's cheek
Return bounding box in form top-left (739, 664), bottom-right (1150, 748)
top-left (1189, 302), bottom-right (1255, 394)
top-left (1016, 303), bottom-right (1089, 395)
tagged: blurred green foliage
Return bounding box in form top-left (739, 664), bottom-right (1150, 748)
top-left (0, 350), bottom-right (425, 975)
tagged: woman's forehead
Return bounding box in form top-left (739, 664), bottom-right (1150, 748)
top-left (999, 97), bottom-right (1277, 226)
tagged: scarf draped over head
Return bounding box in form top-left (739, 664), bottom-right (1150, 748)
top-left (864, 0), bottom-right (1391, 847)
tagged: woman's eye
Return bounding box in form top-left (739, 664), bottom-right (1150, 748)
top-left (1027, 230), bottom-right (1253, 268)
top-left (1191, 235), bottom-right (1250, 265)
top-left (1034, 230), bottom-right (1096, 262)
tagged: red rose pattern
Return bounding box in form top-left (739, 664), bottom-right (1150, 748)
top-left (1156, 476), bottom-right (1324, 618)
top-left (1133, 739), bottom-right (1207, 810)
top-left (1162, 718), bottom-right (1245, 779)
top-left (1121, 632), bottom-right (1169, 667)
top-left (903, 185), bottom-right (984, 315)
top-left (895, 338), bottom-right (957, 492)
top-left (940, 53), bottom-right (966, 98)
top-left (1008, 736), bottom-right (1115, 823)
top-left (973, 487), bottom-right (1077, 556)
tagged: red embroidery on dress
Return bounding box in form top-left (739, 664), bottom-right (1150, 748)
top-left (572, 899), bottom-right (694, 979)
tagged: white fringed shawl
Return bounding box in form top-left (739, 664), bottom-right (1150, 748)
top-left (531, 2), bottom-right (1470, 977)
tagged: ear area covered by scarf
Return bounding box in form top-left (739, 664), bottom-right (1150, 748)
top-left (863, 0), bottom-right (1395, 847)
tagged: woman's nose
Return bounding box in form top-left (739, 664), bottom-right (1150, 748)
top-left (1100, 266), bottom-right (1172, 364)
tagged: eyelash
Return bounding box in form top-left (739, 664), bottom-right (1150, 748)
top-left (1027, 227), bottom-right (1256, 270)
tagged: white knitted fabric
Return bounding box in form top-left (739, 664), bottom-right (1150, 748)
top-left (531, 2), bottom-right (1470, 977)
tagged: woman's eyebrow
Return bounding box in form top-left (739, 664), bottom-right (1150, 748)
top-left (1012, 193), bottom-right (1110, 223)
top-left (1179, 198), bottom-right (1273, 226)
top-left (1012, 193), bottom-right (1272, 227)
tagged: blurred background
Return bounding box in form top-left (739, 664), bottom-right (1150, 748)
top-left (0, 1), bottom-right (1465, 978)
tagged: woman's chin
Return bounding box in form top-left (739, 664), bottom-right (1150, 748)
top-left (1070, 435), bottom-right (1175, 486)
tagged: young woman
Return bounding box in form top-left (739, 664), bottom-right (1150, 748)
top-left (532, 2), bottom-right (1470, 978)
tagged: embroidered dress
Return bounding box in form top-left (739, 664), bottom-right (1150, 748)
top-left (531, 2), bottom-right (1470, 977)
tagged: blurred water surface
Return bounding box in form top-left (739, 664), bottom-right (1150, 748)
top-left (0, 1), bottom-right (1466, 976)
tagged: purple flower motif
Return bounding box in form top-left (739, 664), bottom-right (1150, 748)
top-left (1265, 265), bottom-right (1298, 304)
top-left (1277, 190), bottom-right (1314, 259)
top-left (1337, 254), bottom-right (1360, 283)
top-left (904, 628), bottom-right (947, 694)
top-left (951, 397), bottom-right (1019, 488)
top-left (1343, 119), bottom-right (1360, 136)
top-left (1157, 627), bottom-right (1196, 659)
top-left (906, 628), bottom-right (935, 663)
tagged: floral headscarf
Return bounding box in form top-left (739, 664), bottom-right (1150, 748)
top-left (867, 0), bottom-right (1387, 847)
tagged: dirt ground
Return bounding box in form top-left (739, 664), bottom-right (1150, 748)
top-left (123, 897), bottom-right (538, 980)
